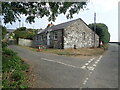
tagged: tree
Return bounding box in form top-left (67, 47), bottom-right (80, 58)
top-left (14, 27), bottom-right (35, 39)
top-left (0, 25), bottom-right (8, 48)
top-left (1, 2), bottom-right (87, 24)
top-left (0, 25), bottom-right (7, 39)
top-left (15, 27), bottom-right (27, 31)
top-left (88, 23), bottom-right (110, 44)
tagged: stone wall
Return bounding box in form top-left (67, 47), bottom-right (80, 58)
top-left (33, 30), bottom-right (63, 49)
top-left (18, 38), bottom-right (33, 47)
top-left (50, 30), bottom-right (63, 49)
top-left (64, 19), bottom-right (99, 49)
top-left (33, 33), bottom-right (47, 47)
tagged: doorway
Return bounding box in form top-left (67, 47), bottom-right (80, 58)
top-left (47, 32), bottom-right (50, 46)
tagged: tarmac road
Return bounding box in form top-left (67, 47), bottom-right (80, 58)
top-left (8, 43), bottom-right (118, 88)
top-left (84, 43), bottom-right (118, 88)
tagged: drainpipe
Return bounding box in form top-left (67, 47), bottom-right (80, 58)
top-left (61, 29), bottom-right (64, 49)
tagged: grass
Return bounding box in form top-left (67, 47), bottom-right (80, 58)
top-left (41, 48), bottom-right (104, 56)
top-left (20, 45), bottom-right (38, 52)
top-left (19, 45), bottom-right (104, 57)
top-left (2, 48), bottom-right (29, 88)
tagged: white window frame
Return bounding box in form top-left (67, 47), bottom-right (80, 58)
top-left (40, 35), bottom-right (44, 41)
top-left (54, 32), bottom-right (58, 40)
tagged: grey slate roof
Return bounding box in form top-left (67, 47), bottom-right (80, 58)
top-left (39, 18), bottom-right (81, 34)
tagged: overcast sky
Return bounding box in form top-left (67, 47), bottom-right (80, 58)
top-left (3, 0), bottom-right (119, 42)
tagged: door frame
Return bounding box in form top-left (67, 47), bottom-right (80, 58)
top-left (47, 32), bottom-right (50, 46)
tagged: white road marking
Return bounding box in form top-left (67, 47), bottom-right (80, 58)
top-left (98, 55), bottom-right (103, 60)
top-left (97, 59), bottom-right (100, 62)
top-left (81, 66), bottom-right (86, 69)
top-left (83, 77), bottom-right (89, 85)
top-left (93, 64), bottom-right (96, 67)
top-left (81, 57), bottom-right (95, 69)
top-left (41, 56), bottom-right (103, 72)
top-left (100, 55), bottom-right (103, 58)
top-left (95, 61), bottom-right (98, 64)
top-left (91, 68), bottom-right (95, 71)
top-left (89, 58), bottom-right (94, 62)
top-left (87, 66), bottom-right (95, 71)
top-left (88, 60), bottom-right (92, 63)
top-left (41, 58), bottom-right (82, 69)
top-left (90, 72), bottom-right (92, 74)
top-left (82, 55), bottom-right (103, 86)
top-left (88, 58), bottom-right (95, 63)
top-left (97, 55), bottom-right (103, 61)
top-left (85, 63), bottom-right (89, 65)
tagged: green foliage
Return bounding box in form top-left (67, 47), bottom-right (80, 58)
top-left (11, 71), bottom-right (25, 81)
top-left (2, 2), bottom-right (87, 24)
top-left (0, 25), bottom-right (7, 40)
top-left (26, 16), bottom-right (35, 23)
top-left (3, 48), bottom-right (17, 56)
top-left (2, 42), bottom-right (8, 48)
top-left (19, 84), bottom-right (28, 88)
top-left (16, 27), bottom-right (26, 31)
top-left (2, 48), bottom-right (29, 88)
top-left (1, 25), bottom-right (9, 49)
top-left (103, 43), bottom-right (109, 50)
top-left (14, 27), bottom-right (35, 39)
top-left (89, 23), bottom-right (110, 44)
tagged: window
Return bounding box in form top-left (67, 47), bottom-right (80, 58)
top-left (54, 32), bottom-right (58, 40)
top-left (38, 35), bottom-right (40, 40)
top-left (82, 32), bottom-right (85, 40)
top-left (36, 36), bottom-right (38, 41)
top-left (40, 35), bottom-right (44, 41)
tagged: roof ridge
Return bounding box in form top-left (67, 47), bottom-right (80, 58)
top-left (39, 18), bottom-right (81, 34)
top-left (52, 18), bottom-right (81, 27)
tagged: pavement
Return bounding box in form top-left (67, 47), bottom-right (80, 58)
top-left (8, 43), bottom-right (118, 88)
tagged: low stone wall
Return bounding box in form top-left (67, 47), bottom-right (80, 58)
top-left (18, 38), bottom-right (33, 47)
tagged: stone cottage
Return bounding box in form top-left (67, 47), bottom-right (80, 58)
top-left (33, 18), bottom-right (99, 49)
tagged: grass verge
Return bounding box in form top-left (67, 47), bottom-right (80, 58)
top-left (2, 48), bottom-right (29, 88)
top-left (41, 48), bottom-right (104, 56)
top-left (19, 45), bottom-right (38, 52)
top-left (19, 45), bottom-right (104, 57)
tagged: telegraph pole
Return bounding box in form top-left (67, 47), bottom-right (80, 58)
top-left (91, 0), bottom-right (96, 48)
top-left (94, 12), bottom-right (96, 47)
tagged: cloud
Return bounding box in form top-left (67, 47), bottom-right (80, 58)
top-left (91, 0), bottom-right (119, 13)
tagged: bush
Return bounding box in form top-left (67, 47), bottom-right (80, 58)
top-left (2, 48), bottom-right (29, 88)
top-left (3, 48), bottom-right (17, 56)
top-left (2, 57), bottom-right (21, 72)
top-left (2, 80), bottom-right (11, 88)
top-left (103, 43), bottom-right (109, 50)
top-left (2, 71), bottom-right (27, 88)
top-left (1, 25), bottom-right (7, 40)
top-left (14, 27), bottom-right (35, 39)
top-left (2, 42), bottom-right (8, 48)
top-left (11, 71), bottom-right (25, 81)
top-left (89, 23), bottom-right (110, 44)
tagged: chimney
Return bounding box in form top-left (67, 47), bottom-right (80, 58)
top-left (47, 22), bottom-right (54, 28)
